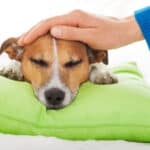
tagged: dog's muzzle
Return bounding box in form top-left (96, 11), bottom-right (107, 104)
top-left (44, 88), bottom-right (65, 108)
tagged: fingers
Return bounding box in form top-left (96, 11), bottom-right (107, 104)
top-left (18, 21), bottom-right (45, 45)
top-left (51, 25), bottom-right (93, 44)
top-left (18, 20), bottom-right (50, 45)
top-left (18, 11), bottom-right (84, 46)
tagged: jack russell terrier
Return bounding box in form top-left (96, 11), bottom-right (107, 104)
top-left (0, 33), bottom-right (118, 109)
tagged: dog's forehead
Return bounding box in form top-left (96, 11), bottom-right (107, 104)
top-left (57, 39), bottom-right (86, 53)
top-left (56, 39), bottom-right (87, 62)
top-left (24, 34), bottom-right (87, 60)
top-left (24, 34), bottom-right (51, 52)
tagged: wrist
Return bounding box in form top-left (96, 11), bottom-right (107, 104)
top-left (118, 16), bottom-right (143, 47)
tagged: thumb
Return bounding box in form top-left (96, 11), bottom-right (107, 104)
top-left (51, 26), bottom-right (91, 43)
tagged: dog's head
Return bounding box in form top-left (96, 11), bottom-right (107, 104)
top-left (0, 34), bottom-right (107, 109)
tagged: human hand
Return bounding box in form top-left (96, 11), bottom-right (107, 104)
top-left (18, 10), bottom-right (143, 50)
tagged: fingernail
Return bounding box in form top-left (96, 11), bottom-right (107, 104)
top-left (51, 27), bottom-right (62, 37)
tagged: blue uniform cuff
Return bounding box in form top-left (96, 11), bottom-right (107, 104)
top-left (134, 6), bottom-right (150, 49)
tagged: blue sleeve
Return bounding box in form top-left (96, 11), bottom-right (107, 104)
top-left (134, 6), bottom-right (150, 49)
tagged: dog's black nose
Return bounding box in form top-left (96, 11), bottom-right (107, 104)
top-left (44, 88), bottom-right (65, 106)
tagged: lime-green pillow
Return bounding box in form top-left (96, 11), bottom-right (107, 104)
top-left (0, 62), bottom-right (150, 142)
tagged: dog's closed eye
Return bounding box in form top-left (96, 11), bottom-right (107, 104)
top-left (30, 58), bottom-right (48, 67)
top-left (64, 59), bottom-right (82, 68)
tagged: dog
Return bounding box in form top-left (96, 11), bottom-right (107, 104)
top-left (0, 33), bottom-right (118, 109)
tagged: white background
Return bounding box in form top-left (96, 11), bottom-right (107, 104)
top-left (0, 0), bottom-right (150, 150)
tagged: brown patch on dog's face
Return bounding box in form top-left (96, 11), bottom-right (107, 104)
top-left (21, 34), bottom-right (53, 88)
top-left (57, 39), bottom-right (89, 93)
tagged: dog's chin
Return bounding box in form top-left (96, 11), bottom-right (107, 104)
top-left (46, 104), bottom-right (65, 110)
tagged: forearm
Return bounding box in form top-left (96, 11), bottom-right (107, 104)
top-left (116, 16), bottom-right (143, 48)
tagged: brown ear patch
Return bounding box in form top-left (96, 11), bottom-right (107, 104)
top-left (92, 50), bottom-right (108, 64)
top-left (0, 38), bottom-right (24, 60)
top-left (0, 38), bottom-right (17, 53)
top-left (86, 47), bottom-right (108, 64)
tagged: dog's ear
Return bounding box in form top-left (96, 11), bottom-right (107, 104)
top-left (0, 38), bottom-right (24, 61)
top-left (86, 46), bottom-right (108, 64)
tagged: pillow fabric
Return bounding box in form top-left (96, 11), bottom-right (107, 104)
top-left (0, 62), bottom-right (150, 142)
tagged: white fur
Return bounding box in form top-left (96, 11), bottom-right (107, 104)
top-left (0, 59), bottom-right (23, 80)
top-left (89, 63), bottom-right (118, 84)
